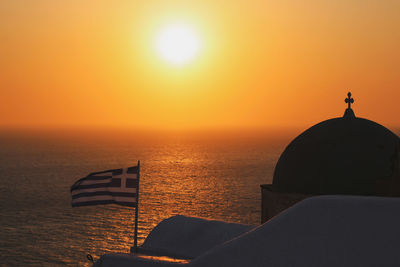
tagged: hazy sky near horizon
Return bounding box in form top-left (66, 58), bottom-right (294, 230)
top-left (1, 0), bottom-right (399, 130)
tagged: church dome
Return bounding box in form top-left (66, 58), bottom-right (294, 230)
top-left (273, 93), bottom-right (400, 196)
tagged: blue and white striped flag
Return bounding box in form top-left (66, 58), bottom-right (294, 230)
top-left (71, 165), bottom-right (139, 207)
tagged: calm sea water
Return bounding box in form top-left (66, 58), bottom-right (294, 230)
top-left (0, 129), bottom-right (295, 266)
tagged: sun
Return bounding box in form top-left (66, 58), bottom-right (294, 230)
top-left (156, 24), bottom-right (200, 66)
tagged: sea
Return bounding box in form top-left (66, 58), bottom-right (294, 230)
top-left (0, 128), bottom-right (301, 266)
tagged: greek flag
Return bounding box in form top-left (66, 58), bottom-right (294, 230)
top-left (71, 164), bottom-right (140, 207)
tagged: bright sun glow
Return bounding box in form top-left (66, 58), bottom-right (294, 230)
top-left (156, 24), bottom-right (200, 66)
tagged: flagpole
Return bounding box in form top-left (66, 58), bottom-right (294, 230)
top-left (132, 160), bottom-right (140, 253)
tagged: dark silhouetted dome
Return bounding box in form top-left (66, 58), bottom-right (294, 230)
top-left (273, 93), bottom-right (400, 196)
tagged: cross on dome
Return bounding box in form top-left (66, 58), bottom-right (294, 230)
top-left (345, 92), bottom-right (354, 109)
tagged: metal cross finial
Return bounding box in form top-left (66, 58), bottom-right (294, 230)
top-left (345, 92), bottom-right (354, 109)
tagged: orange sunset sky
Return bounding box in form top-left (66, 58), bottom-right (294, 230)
top-left (1, 0), bottom-right (399, 130)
